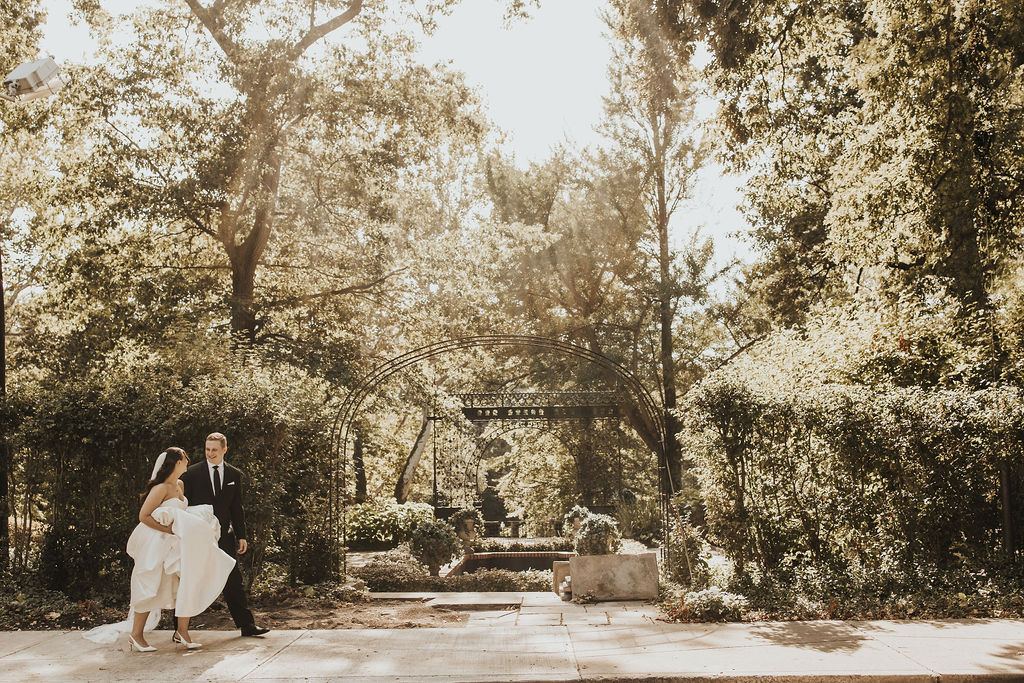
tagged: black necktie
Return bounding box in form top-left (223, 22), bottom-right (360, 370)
top-left (213, 465), bottom-right (222, 496)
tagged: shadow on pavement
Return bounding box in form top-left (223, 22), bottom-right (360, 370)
top-left (750, 620), bottom-right (866, 653)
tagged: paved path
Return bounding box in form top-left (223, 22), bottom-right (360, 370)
top-left (2, 593), bottom-right (1024, 681)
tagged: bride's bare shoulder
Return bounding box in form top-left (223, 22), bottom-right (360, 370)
top-left (156, 481), bottom-right (179, 500)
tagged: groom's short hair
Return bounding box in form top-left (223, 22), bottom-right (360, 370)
top-left (206, 432), bottom-right (227, 448)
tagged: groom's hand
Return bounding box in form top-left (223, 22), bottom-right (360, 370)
top-left (237, 539), bottom-right (248, 555)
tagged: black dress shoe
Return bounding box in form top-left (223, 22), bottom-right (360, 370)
top-left (241, 626), bottom-right (270, 637)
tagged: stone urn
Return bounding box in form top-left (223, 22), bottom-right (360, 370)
top-left (455, 517), bottom-right (477, 552)
top-left (457, 518), bottom-right (477, 542)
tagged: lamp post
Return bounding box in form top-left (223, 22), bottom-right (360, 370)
top-left (1, 55), bottom-right (62, 570)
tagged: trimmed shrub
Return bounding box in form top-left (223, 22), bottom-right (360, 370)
top-left (471, 538), bottom-right (573, 553)
top-left (408, 518), bottom-right (461, 576)
top-left (445, 568), bottom-right (552, 592)
top-left (351, 547), bottom-right (552, 591)
top-left (349, 547), bottom-right (432, 590)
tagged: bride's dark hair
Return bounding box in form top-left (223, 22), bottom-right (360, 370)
top-left (140, 447), bottom-right (189, 502)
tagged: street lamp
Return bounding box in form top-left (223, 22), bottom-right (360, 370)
top-left (2, 56), bottom-right (63, 102)
top-left (1, 55), bottom-right (62, 570)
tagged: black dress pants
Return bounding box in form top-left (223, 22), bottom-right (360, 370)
top-left (219, 534), bottom-right (255, 630)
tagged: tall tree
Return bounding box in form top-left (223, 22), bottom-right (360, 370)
top-left (601, 0), bottom-right (706, 490)
top-left (483, 13), bottom-right (714, 491)
top-left (659, 0), bottom-right (1024, 383)
top-left (0, 0), bottom-right (50, 571)
top-left (63, 0), bottom-right (490, 347)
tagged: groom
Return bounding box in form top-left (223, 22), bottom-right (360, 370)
top-left (181, 432), bottom-right (269, 637)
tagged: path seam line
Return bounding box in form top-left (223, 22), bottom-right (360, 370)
top-left (0, 633), bottom-right (48, 660)
top-left (237, 630), bottom-right (309, 681)
top-left (853, 624), bottom-right (941, 681)
top-left (564, 624), bottom-right (584, 681)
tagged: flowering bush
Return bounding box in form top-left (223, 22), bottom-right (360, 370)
top-left (664, 586), bottom-right (747, 622)
top-left (574, 513), bottom-right (622, 555)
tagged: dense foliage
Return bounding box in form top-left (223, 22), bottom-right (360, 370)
top-left (6, 348), bottom-right (334, 596)
top-left (346, 501), bottom-right (435, 550)
top-left (684, 380), bottom-right (1023, 577)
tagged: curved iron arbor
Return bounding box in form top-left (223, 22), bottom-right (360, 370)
top-left (327, 335), bottom-right (669, 573)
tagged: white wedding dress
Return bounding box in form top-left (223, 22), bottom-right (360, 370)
top-left (84, 497), bottom-right (236, 643)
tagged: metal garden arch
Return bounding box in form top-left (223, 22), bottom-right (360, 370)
top-left (327, 334), bottom-right (671, 574)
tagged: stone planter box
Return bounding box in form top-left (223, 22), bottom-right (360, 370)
top-left (552, 560), bottom-right (571, 594)
top-left (568, 552), bottom-right (658, 601)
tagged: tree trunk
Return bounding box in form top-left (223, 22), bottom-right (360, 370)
top-left (224, 156), bottom-right (281, 342)
top-left (0, 247), bottom-right (7, 570)
top-left (396, 409), bottom-right (432, 503)
top-left (654, 137), bottom-right (683, 495)
top-left (230, 261), bottom-right (259, 342)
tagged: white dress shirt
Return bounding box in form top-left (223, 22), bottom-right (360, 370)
top-left (207, 460), bottom-right (227, 494)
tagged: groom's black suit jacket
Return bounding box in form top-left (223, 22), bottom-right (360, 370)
top-left (181, 461), bottom-right (247, 543)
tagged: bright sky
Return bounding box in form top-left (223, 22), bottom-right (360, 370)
top-left (420, 1), bottom-right (612, 160)
top-left (39, 0), bottom-right (752, 270)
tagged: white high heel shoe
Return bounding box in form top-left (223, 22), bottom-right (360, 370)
top-left (128, 634), bottom-right (156, 652)
top-left (172, 631), bottom-right (202, 650)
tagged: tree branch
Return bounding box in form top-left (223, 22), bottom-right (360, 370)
top-left (262, 267), bottom-right (406, 309)
top-left (183, 0), bottom-right (243, 64)
top-left (137, 264), bottom-right (232, 271)
top-left (887, 254), bottom-right (926, 271)
top-left (708, 333), bottom-right (768, 376)
top-left (102, 115), bottom-right (215, 238)
top-left (289, 0), bottom-right (363, 59)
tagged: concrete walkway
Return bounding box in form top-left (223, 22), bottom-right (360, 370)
top-left (2, 593), bottom-right (1024, 681)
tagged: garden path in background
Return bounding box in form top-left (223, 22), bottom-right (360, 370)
top-left (369, 590), bottom-right (662, 627)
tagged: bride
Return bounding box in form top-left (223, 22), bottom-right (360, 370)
top-left (85, 447), bottom-right (236, 651)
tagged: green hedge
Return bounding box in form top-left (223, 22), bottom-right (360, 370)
top-left (345, 501), bottom-right (434, 549)
top-left (681, 379), bottom-right (1024, 586)
top-left (470, 538), bottom-right (573, 553)
top-left (6, 349), bottom-right (336, 597)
